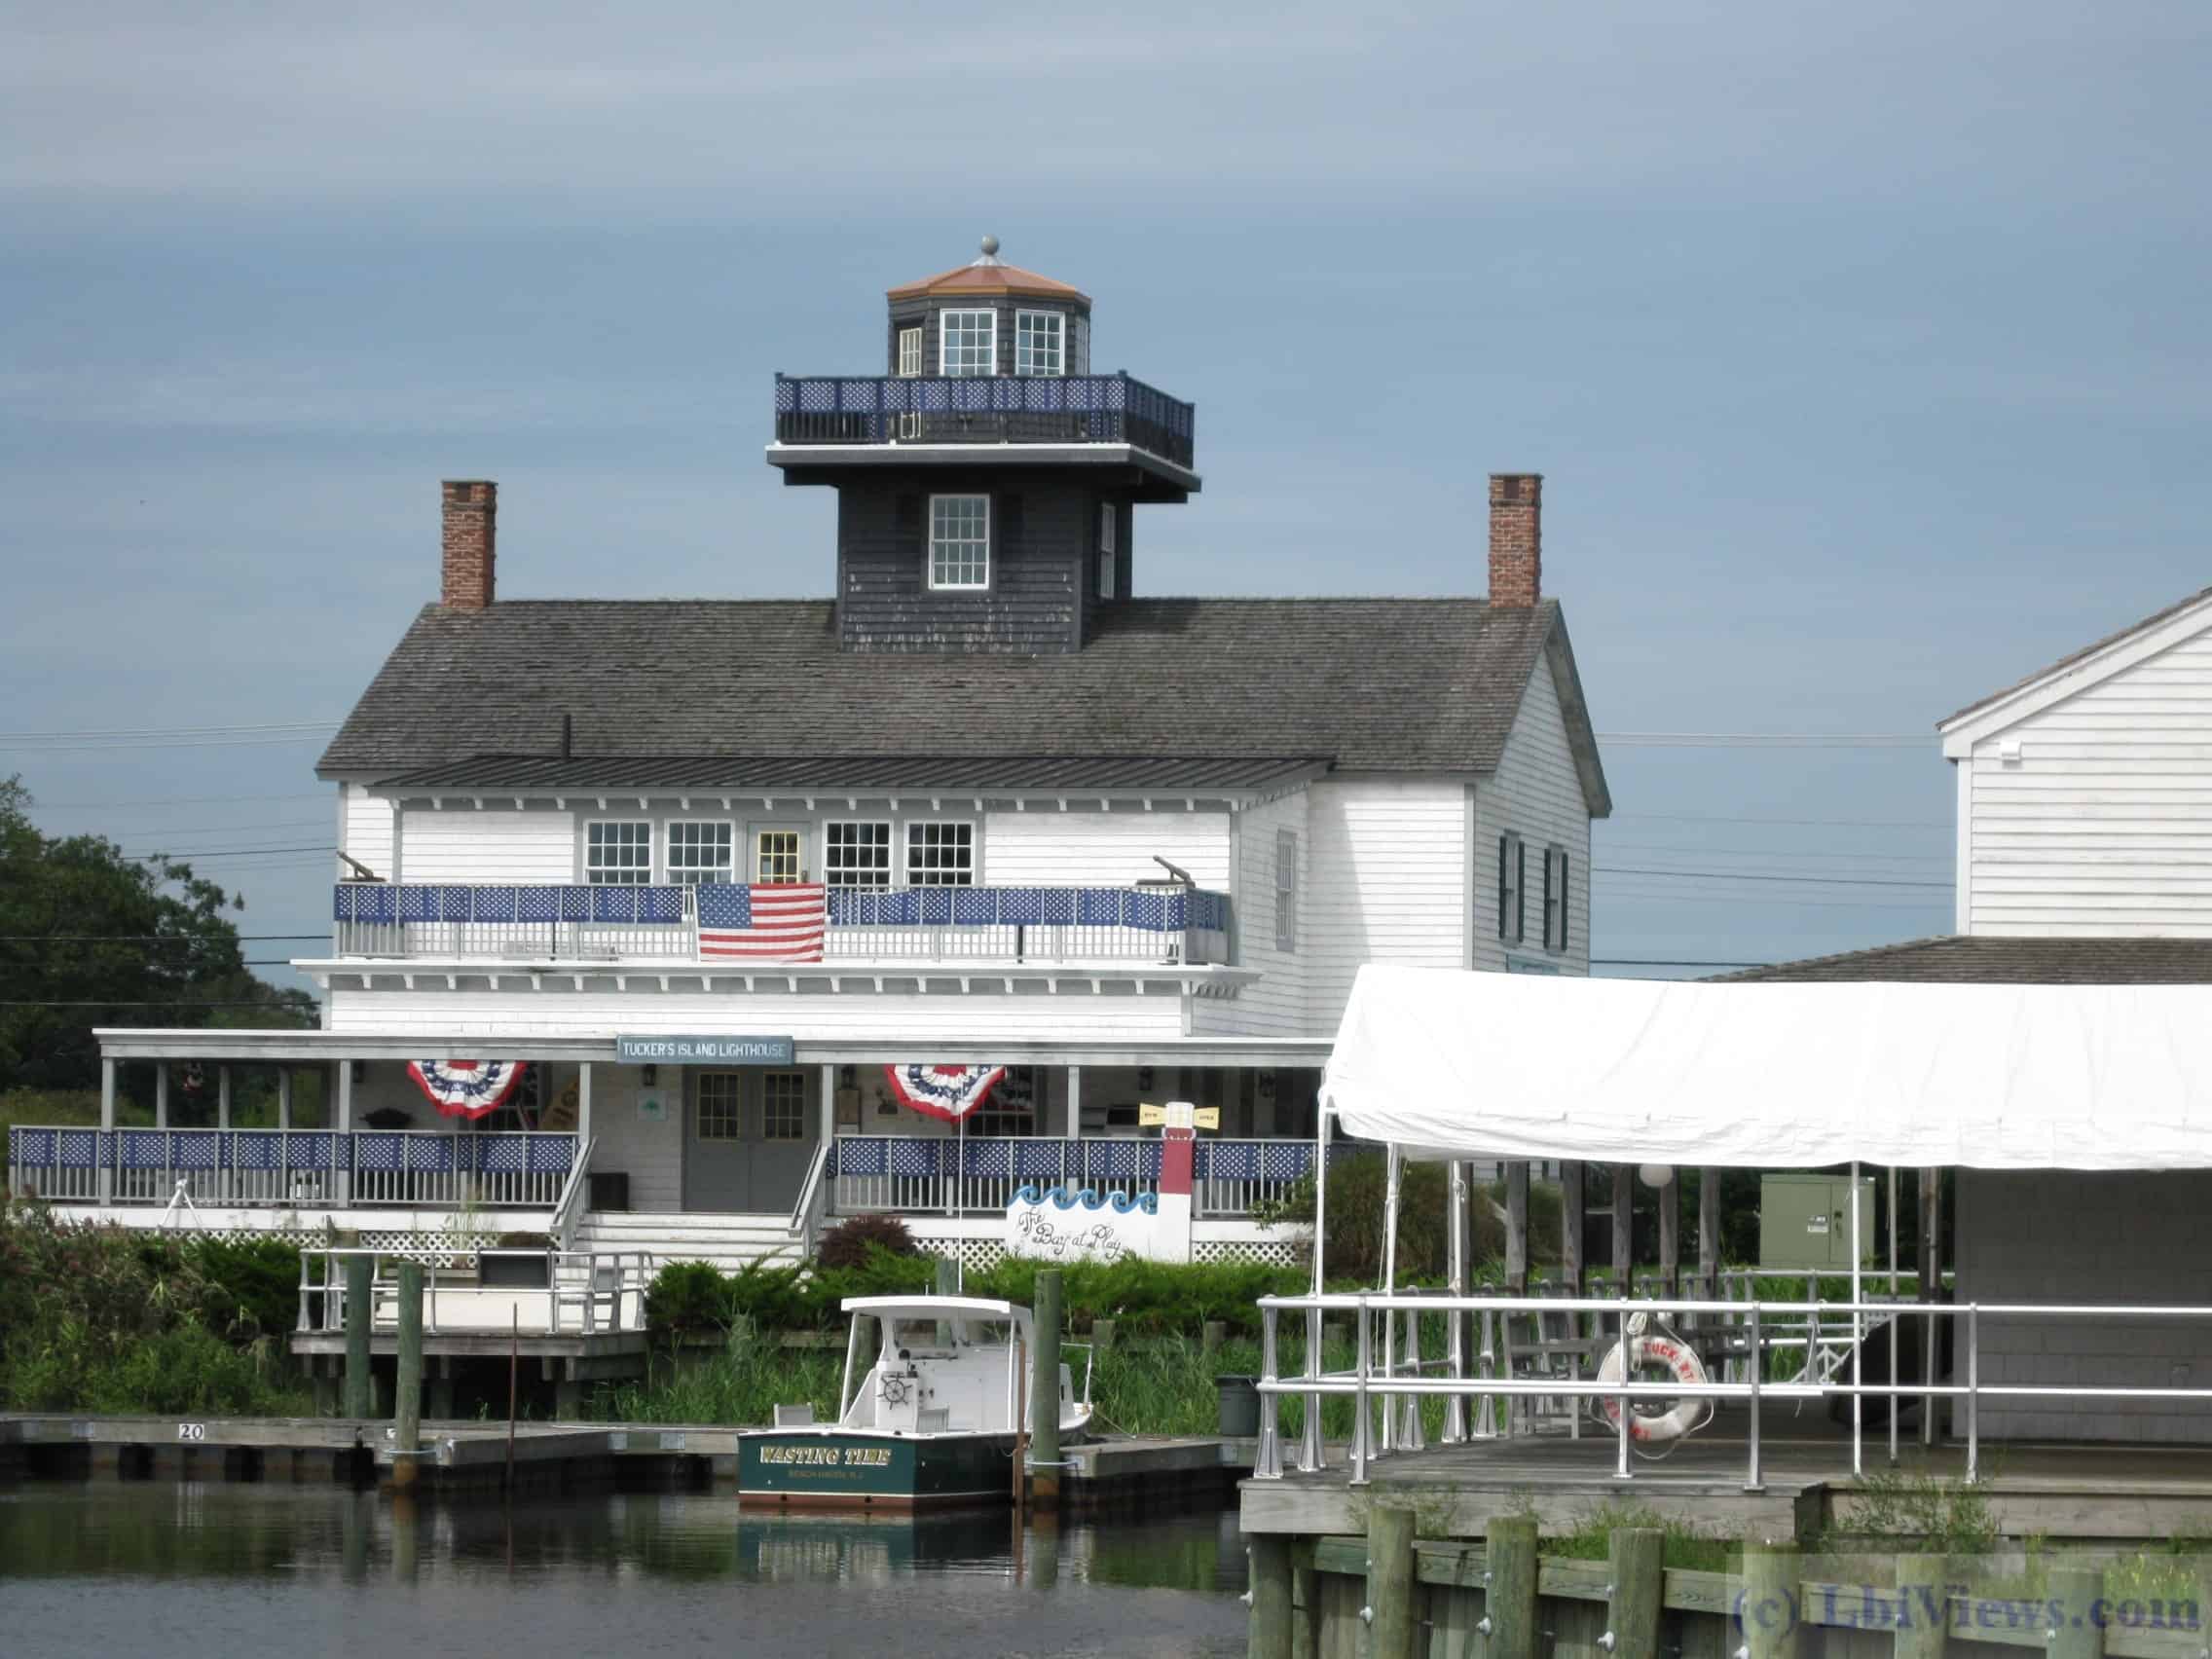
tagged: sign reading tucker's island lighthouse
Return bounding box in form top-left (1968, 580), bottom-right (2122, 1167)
top-left (1003, 1100), bottom-right (1214, 1265)
top-left (614, 1035), bottom-right (794, 1064)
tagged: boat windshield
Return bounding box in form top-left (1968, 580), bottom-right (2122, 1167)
top-left (882, 1316), bottom-right (1016, 1353)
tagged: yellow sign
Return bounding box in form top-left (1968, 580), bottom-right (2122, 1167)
top-left (1137, 1101), bottom-right (1219, 1130)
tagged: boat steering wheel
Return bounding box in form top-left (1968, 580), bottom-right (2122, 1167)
top-left (879, 1373), bottom-right (913, 1407)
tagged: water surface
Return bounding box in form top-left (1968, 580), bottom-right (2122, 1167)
top-left (0, 1482), bottom-right (1248, 1658)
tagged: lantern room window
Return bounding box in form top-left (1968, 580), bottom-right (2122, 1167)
top-left (940, 310), bottom-right (995, 377)
top-left (1015, 310), bottom-right (1064, 377)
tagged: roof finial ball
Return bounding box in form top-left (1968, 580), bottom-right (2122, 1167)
top-left (977, 234), bottom-right (1001, 264)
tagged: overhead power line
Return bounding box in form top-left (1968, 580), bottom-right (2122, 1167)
top-left (0, 999), bottom-right (319, 1010)
top-left (1610, 811), bottom-right (1950, 830)
top-left (0, 934), bottom-right (327, 943)
top-left (1595, 865), bottom-right (1953, 890)
top-left (1595, 732), bottom-right (1929, 749)
top-left (1592, 958), bottom-right (1770, 968)
top-left (0, 719), bottom-right (338, 741)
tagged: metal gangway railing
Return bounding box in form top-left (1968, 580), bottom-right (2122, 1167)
top-left (1247, 1288), bottom-right (2212, 1491)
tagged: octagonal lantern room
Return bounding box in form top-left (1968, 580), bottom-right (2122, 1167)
top-left (884, 236), bottom-right (1092, 380)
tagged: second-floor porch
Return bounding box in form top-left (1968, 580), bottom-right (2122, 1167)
top-left (328, 880), bottom-right (1232, 967)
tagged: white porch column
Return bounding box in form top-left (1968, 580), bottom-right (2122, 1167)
top-left (821, 1064), bottom-right (836, 1143)
top-left (277, 1069), bottom-right (292, 1131)
top-left (155, 1061), bottom-right (168, 1128)
top-left (1064, 1065), bottom-right (1081, 1137)
top-left (98, 1058), bottom-right (115, 1204)
top-left (335, 1061), bottom-right (353, 1204)
top-left (217, 1065), bottom-right (232, 1129)
top-left (577, 1061), bottom-right (593, 1147)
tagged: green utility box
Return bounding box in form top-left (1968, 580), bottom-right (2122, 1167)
top-left (1758, 1173), bottom-right (1876, 1270)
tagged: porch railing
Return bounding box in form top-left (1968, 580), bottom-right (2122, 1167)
top-left (1246, 1288), bottom-right (2212, 1490)
top-left (6, 1125), bottom-right (576, 1210)
top-left (296, 1246), bottom-right (655, 1337)
top-left (829, 1133), bottom-right (1324, 1218)
top-left (773, 371), bottom-right (1197, 470)
top-left (330, 881), bottom-right (1231, 967)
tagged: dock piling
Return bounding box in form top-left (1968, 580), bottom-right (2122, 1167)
top-left (2047, 1567), bottom-right (2106, 1659)
top-left (1247, 1534), bottom-right (1294, 1659)
top-left (1029, 1267), bottom-right (1062, 1509)
top-left (1895, 1555), bottom-right (1950, 1659)
top-left (343, 1254), bottom-right (373, 1419)
top-left (1607, 1527), bottom-right (1664, 1659)
top-left (1740, 1541), bottom-right (1802, 1659)
top-left (1487, 1514), bottom-right (1539, 1659)
top-left (393, 1258), bottom-right (424, 1479)
top-left (1364, 1501), bottom-right (1418, 1659)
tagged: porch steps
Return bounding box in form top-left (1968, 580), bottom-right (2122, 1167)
top-left (572, 1209), bottom-right (800, 1272)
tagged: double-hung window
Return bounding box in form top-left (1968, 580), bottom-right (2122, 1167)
top-left (586, 821), bottom-right (651, 884)
top-left (1274, 829), bottom-right (1299, 953)
top-left (1015, 310), bottom-right (1063, 377)
top-left (1542, 846), bottom-right (1570, 953)
top-left (826, 821), bottom-right (894, 889)
top-left (896, 326), bottom-right (922, 377)
top-left (666, 822), bottom-right (733, 886)
top-left (1497, 831), bottom-right (1526, 944)
top-left (906, 822), bottom-right (975, 886)
top-left (1096, 501), bottom-right (1117, 600)
top-left (928, 495), bottom-right (989, 589)
top-left (940, 309), bottom-right (995, 376)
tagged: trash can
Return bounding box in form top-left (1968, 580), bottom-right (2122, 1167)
top-left (1215, 1374), bottom-right (1261, 1438)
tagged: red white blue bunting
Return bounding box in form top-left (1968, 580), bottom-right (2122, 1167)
top-left (883, 1064), bottom-right (1006, 1123)
top-left (406, 1060), bottom-right (529, 1121)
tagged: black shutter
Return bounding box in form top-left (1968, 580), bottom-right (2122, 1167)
top-left (1559, 852), bottom-right (1571, 951)
top-left (1496, 834), bottom-right (1510, 940)
top-left (1515, 839), bottom-right (1527, 943)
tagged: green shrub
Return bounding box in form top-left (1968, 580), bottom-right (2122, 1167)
top-left (644, 1260), bottom-right (733, 1339)
top-left (966, 1256), bottom-right (1307, 1339)
top-left (816, 1212), bottom-right (919, 1270)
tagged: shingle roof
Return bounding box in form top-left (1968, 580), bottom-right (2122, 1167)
top-left (1938, 583), bottom-right (2212, 729)
top-left (1708, 935), bottom-right (2212, 984)
top-left (370, 754), bottom-right (1328, 794)
top-left (317, 598), bottom-right (1604, 806)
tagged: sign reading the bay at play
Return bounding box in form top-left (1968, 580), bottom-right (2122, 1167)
top-left (1004, 1100), bottom-right (1206, 1265)
top-left (615, 1035), bottom-right (795, 1064)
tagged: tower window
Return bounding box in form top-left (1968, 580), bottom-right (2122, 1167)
top-left (896, 326), bottom-right (922, 377)
top-left (1015, 311), bottom-right (1064, 377)
top-left (940, 310), bottom-right (995, 377)
top-left (928, 495), bottom-right (990, 589)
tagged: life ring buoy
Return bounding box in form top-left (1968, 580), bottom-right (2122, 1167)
top-left (1593, 1315), bottom-right (1712, 1444)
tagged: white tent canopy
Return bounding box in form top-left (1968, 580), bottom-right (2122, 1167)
top-left (1324, 965), bottom-right (2212, 1170)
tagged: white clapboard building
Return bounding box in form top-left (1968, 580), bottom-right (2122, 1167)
top-left (1720, 580), bottom-right (2212, 1442)
top-left (14, 243), bottom-right (1610, 1270)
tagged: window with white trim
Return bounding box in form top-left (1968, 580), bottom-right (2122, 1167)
top-left (696, 1073), bottom-right (742, 1140)
top-left (1542, 846), bottom-right (1570, 953)
top-left (906, 821), bottom-right (975, 886)
top-left (1274, 829), bottom-right (1298, 953)
top-left (761, 1071), bottom-right (807, 1141)
top-left (1497, 831), bottom-right (1526, 943)
top-left (1015, 310), bottom-right (1063, 377)
top-left (928, 495), bottom-right (990, 589)
top-left (897, 326), bottom-right (922, 377)
top-left (585, 821), bottom-right (651, 884)
top-left (665, 821), bottom-right (733, 886)
top-left (940, 309), bottom-right (995, 377)
top-left (826, 821), bottom-right (894, 888)
top-left (1096, 501), bottom-right (1117, 599)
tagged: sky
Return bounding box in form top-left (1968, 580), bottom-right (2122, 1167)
top-left (3, 1), bottom-right (2208, 991)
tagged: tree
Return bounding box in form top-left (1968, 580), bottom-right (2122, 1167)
top-left (0, 776), bottom-right (316, 1091)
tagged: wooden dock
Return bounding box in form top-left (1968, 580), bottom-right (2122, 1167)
top-left (0, 1413), bottom-right (1242, 1508)
top-left (1240, 1404), bottom-right (2212, 1542)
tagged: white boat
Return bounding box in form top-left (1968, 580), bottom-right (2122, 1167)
top-left (737, 1295), bottom-right (1093, 1508)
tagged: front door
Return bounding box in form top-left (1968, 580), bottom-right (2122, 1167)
top-left (682, 1068), bottom-right (819, 1213)
top-left (750, 825), bottom-right (810, 886)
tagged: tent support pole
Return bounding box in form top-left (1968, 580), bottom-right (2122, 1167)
top-left (1697, 1168), bottom-right (1719, 1300)
top-left (1611, 1163), bottom-right (1633, 1292)
top-left (1445, 1160), bottom-right (1468, 1443)
top-left (1921, 1166), bottom-right (1941, 1449)
top-left (1658, 1169), bottom-right (1679, 1300)
top-left (1505, 1161), bottom-right (1530, 1295)
top-left (1562, 1161), bottom-right (1585, 1296)
top-left (1380, 1144), bottom-right (1401, 1453)
top-left (1851, 1159), bottom-right (1863, 1479)
top-left (1888, 1164), bottom-right (1899, 1465)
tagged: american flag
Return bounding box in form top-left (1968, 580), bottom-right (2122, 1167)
top-left (698, 883), bottom-right (827, 961)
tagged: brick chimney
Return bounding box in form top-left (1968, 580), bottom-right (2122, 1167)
top-left (1488, 472), bottom-right (1541, 608)
top-left (440, 480), bottom-right (498, 609)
